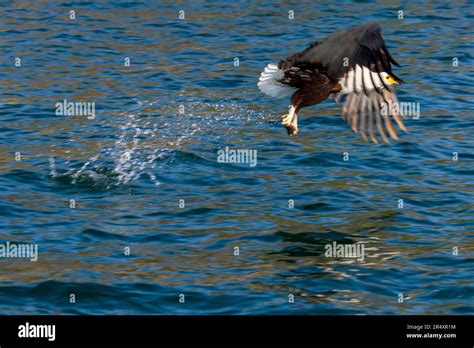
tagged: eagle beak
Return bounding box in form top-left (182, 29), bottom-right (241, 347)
top-left (386, 76), bottom-right (398, 85)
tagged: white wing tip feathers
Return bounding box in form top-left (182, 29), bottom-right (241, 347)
top-left (339, 64), bottom-right (395, 95)
top-left (341, 90), bottom-right (407, 144)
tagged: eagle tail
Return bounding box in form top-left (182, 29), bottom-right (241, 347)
top-left (257, 63), bottom-right (296, 99)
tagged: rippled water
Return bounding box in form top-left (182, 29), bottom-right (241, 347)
top-left (1, 1), bottom-right (473, 314)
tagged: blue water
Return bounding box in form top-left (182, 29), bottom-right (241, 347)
top-left (0, 1), bottom-right (473, 314)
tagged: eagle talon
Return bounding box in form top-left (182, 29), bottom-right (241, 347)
top-left (281, 108), bottom-right (298, 135)
top-left (285, 123), bottom-right (298, 135)
top-left (281, 113), bottom-right (292, 125)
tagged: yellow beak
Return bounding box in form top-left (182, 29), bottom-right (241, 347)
top-left (386, 76), bottom-right (398, 85)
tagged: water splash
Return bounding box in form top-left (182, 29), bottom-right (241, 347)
top-left (48, 98), bottom-right (268, 189)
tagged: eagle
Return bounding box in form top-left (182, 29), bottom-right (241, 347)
top-left (258, 23), bottom-right (407, 143)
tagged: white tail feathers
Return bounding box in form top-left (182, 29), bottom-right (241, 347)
top-left (258, 63), bottom-right (296, 99)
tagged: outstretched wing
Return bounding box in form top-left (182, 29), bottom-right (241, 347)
top-left (279, 22), bottom-right (406, 143)
top-left (280, 22), bottom-right (402, 86)
top-left (342, 89), bottom-right (407, 144)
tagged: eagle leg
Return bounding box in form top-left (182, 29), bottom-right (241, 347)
top-left (281, 105), bottom-right (298, 135)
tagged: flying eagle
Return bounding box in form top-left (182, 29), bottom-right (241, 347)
top-left (258, 22), bottom-right (406, 143)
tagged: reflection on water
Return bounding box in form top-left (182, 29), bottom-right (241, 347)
top-left (0, 0), bottom-right (473, 314)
